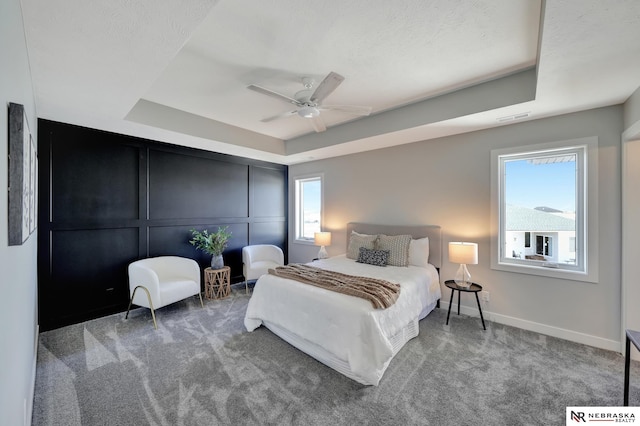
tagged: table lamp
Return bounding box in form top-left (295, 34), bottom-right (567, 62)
top-left (314, 232), bottom-right (332, 259)
top-left (448, 242), bottom-right (478, 288)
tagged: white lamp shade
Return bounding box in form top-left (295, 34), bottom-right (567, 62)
top-left (314, 232), bottom-right (332, 247)
top-left (448, 242), bottom-right (478, 265)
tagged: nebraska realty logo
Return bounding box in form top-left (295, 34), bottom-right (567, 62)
top-left (567, 407), bottom-right (639, 423)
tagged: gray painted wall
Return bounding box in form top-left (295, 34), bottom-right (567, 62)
top-left (289, 106), bottom-right (623, 350)
top-left (624, 86), bottom-right (640, 132)
top-left (622, 86), bottom-right (640, 359)
top-left (1, 0), bottom-right (39, 424)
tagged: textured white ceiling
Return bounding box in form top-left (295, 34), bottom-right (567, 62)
top-left (142, 0), bottom-right (539, 140)
top-left (20, 0), bottom-right (640, 164)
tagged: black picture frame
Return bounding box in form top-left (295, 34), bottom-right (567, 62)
top-left (8, 102), bottom-right (36, 245)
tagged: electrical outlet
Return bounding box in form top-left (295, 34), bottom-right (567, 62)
top-left (482, 291), bottom-right (490, 302)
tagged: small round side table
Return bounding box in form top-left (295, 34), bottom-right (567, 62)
top-left (204, 266), bottom-right (231, 300)
top-left (444, 279), bottom-right (486, 330)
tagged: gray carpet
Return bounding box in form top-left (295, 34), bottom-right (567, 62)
top-left (33, 286), bottom-right (639, 425)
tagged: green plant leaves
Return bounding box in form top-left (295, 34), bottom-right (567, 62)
top-left (189, 226), bottom-right (232, 256)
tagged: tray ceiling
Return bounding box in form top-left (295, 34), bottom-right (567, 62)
top-left (21, 0), bottom-right (640, 164)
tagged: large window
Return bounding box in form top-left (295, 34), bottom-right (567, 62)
top-left (491, 137), bottom-right (598, 281)
top-left (294, 175), bottom-right (322, 242)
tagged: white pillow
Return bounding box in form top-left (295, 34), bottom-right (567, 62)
top-left (408, 237), bottom-right (430, 267)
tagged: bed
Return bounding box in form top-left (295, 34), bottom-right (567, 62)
top-left (244, 223), bottom-right (442, 386)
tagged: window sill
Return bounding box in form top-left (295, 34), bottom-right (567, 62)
top-left (491, 261), bottom-right (597, 283)
top-left (294, 238), bottom-right (316, 246)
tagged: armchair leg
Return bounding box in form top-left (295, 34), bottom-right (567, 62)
top-left (245, 279), bottom-right (248, 295)
top-left (198, 291), bottom-right (204, 308)
top-left (125, 285), bottom-right (158, 330)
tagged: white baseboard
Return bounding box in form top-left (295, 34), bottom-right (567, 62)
top-left (440, 301), bottom-right (621, 353)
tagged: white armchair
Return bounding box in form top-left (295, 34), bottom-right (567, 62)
top-left (125, 256), bottom-right (204, 329)
top-left (242, 245), bottom-right (284, 294)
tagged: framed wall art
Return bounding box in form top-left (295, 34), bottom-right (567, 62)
top-left (8, 102), bottom-right (37, 245)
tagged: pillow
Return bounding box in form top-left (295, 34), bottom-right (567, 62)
top-left (376, 234), bottom-right (412, 267)
top-left (347, 231), bottom-right (378, 259)
top-left (408, 237), bottom-right (430, 267)
top-left (356, 247), bottom-right (389, 267)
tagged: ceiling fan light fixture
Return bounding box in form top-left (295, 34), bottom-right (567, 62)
top-left (298, 106), bottom-right (320, 118)
top-left (248, 71), bottom-right (369, 133)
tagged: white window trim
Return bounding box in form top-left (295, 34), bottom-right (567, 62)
top-left (490, 136), bottom-right (599, 283)
top-left (293, 173), bottom-right (324, 245)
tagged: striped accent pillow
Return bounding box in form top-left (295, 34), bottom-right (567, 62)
top-left (376, 234), bottom-right (412, 267)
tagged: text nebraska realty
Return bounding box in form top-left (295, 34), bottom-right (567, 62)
top-left (572, 411), bottom-right (635, 422)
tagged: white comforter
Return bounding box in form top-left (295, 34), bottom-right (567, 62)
top-left (244, 255), bottom-right (441, 385)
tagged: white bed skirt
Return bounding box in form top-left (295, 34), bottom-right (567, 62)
top-left (262, 299), bottom-right (438, 386)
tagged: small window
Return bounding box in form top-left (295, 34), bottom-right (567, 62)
top-left (491, 137), bottom-right (598, 282)
top-left (294, 175), bottom-right (322, 242)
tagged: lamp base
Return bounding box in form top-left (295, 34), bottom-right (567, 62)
top-left (454, 264), bottom-right (472, 288)
top-left (318, 246), bottom-right (328, 259)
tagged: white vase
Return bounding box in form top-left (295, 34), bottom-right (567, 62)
top-left (211, 254), bottom-right (224, 269)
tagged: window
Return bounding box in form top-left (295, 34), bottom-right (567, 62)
top-left (294, 175), bottom-right (322, 242)
top-left (491, 137), bottom-right (598, 282)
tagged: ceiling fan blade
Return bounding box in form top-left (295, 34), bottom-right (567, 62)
top-left (309, 72), bottom-right (345, 104)
top-left (320, 105), bottom-right (372, 116)
top-left (310, 116), bottom-right (326, 133)
top-left (247, 84), bottom-right (300, 106)
top-left (261, 110), bottom-right (298, 122)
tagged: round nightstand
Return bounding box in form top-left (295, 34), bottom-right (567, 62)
top-left (444, 279), bottom-right (486, 330)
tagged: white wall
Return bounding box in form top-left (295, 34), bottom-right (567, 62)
top-left (289, 106), bottom-right (622, 351)
top-left (1, 0), bottom-right (39, 424)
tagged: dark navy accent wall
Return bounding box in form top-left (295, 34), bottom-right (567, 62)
top-left (38, 119), bottom-right (287, 331)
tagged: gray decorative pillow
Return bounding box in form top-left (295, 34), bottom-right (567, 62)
top-left (357, 247), bottom-right (389, 267)
top-left (347, 231), bottom-right (378, 259)
top-left (376, 234), bottom-right (412, 267)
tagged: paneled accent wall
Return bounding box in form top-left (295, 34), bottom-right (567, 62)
top-left (38, 120), bottom-right (287, 331)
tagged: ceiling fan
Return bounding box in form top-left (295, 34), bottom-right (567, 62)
top-left (247, 71), bottom-right (372, 133)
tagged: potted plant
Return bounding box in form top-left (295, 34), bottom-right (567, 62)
top-left (189, 226), bottom-right (232, 269)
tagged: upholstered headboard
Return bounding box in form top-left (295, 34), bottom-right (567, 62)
top-left (346, 222), bottom-right (442, 269)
